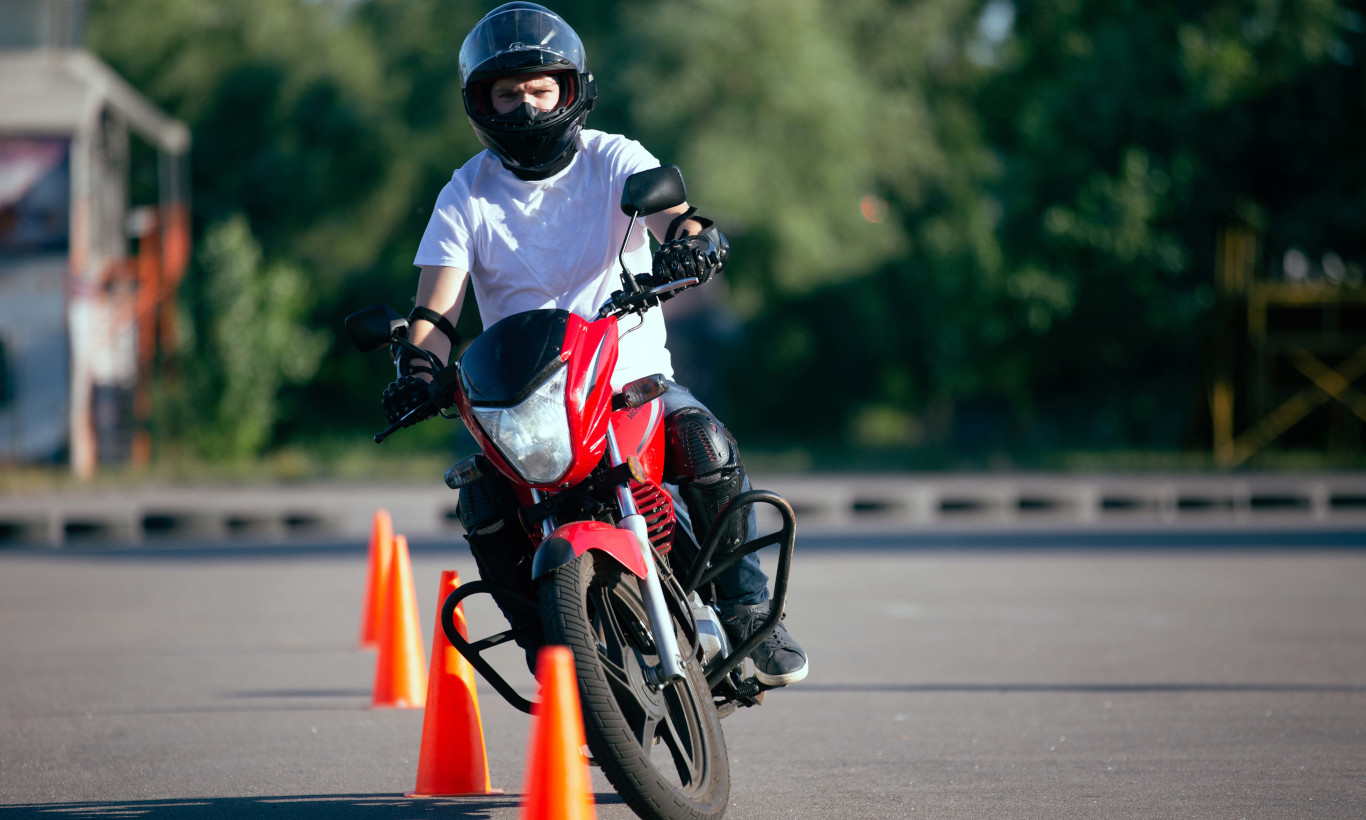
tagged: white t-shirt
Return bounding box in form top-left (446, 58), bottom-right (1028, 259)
top-left (414, 129), bottom-right (673, 387)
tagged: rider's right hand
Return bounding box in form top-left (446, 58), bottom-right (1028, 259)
top-left (381, 374), bottom-right (432, 424)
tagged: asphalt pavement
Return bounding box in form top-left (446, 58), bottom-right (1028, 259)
top-left (2, 530), bottom-right (1365, 819)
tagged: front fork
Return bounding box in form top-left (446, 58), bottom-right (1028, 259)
top-left (606, 421), bottom-right (687, 686)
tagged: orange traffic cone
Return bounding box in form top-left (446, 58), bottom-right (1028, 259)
top-left (373, 534), bottom-right (427, 709)
top-left (360, 509), bottom-right (394, 649)
top-left (520, 646), bottom-right (595, 820)
top-left (409, 570), bottom-right (500, 796)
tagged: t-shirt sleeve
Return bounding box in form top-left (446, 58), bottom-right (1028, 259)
top-left (413, 178), bottom-right (474, 270)
top-left (603, 134), bottom-right (661, 187)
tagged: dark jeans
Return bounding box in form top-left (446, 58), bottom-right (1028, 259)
top-left (660, 381), bottom-right (769, 608)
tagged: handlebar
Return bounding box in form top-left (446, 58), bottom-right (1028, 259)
top-left (371, 274), bottom-right (699, 443)
top-left (597, 276), bottom-right (700, 319)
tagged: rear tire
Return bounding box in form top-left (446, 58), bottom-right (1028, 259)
top-left (541, 552), bottom-right (729, 820)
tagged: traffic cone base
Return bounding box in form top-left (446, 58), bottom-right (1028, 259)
top-left (409, 570), bottom-right (501, 797)
top-left (520, 646), bottom-right (596, 820)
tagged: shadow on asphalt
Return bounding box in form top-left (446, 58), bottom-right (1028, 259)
top-left (3, 527), bottom-right (1364, 560)
top-left (793, 529), bottom-right (1366, 551)
top-left (788, 682), bottom-right (1366, 694)
top-left (0, 793), bottom-right (625, 818)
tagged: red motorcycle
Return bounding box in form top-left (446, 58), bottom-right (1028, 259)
top-left (346, 166), bottom-right (794, 820)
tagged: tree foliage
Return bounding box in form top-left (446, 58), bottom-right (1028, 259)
top-left (166, 215), bottom-right (327, 459)
top-left (86, 0), bottom-right (1366, 464)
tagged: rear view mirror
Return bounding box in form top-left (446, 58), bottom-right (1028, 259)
top-left (344, 304), bottom-right (407, 352)
top-left (620, 165), bottom-right (687, 217)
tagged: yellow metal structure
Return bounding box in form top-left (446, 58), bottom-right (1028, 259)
top-left (1211, 224), bottom-right (1366, 467)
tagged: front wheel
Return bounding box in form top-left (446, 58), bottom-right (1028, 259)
top-left (540, 552), bottom-right (729, 820)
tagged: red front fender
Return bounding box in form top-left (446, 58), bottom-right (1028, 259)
top-left (529, 520), bottom-right (649, 581)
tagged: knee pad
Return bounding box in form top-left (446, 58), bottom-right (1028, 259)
top-left (664, 407), bottom-right (738, 480)
top-left (665, 407), bottom-right (749, 552)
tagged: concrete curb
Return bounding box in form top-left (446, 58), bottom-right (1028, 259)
top-left (3, 473), bottom-right (1365, 546)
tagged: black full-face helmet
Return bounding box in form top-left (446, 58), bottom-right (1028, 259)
top-left (460, 2), bottom-right (597, 179)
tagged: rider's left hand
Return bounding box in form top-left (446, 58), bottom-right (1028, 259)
top-left (652, 234), bottom-right (724, 285)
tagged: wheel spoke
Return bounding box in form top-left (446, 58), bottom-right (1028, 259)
top-left (658, 680), bottom-right (704, 786)
top-left (589, 583), bottom-right (659, 746)
top-left (589, 586), bottom-right (632, 675)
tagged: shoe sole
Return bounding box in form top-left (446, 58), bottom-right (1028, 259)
top-left (754, 658), bottom-right (809, 687)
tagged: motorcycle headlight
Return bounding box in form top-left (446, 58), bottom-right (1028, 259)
top-left (471, 365), bottom-right (572, 484)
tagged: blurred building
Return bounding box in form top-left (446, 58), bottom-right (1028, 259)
top-left (0, 0), bottom-right (190, 477)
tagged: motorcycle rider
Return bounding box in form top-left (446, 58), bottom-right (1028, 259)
top-left (383, 2), bottom-right (807, 688)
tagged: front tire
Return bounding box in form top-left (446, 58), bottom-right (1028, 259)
top-left (541, 552), bottom-right (729, 820)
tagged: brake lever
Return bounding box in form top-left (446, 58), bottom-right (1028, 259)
top-left (650, 276), bottom-right (699, 297)
top-left (373, 397), bottom-right (438, 444)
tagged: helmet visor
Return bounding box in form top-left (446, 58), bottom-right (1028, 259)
top-left (460, 6), bottom-right (587, 86)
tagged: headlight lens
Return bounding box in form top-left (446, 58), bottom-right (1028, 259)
top-left (471, 365), bottom-right (572, 484)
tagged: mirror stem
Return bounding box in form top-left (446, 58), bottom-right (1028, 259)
top-left (618, 211), bottom-right (642, 294)
top-left (390, 335), bottom-right (445, 372)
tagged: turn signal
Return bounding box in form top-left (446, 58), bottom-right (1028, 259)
top-left (444, 455), bottom-right (485, 489)
top-left (618, 375), bottom-right (668, 409)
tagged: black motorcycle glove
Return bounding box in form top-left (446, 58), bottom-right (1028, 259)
top-left (381, 374), bottom-right (432, 425)
top-left (652, 233), bottom-right (724, 286)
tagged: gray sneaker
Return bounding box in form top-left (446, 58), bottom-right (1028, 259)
top-left (720, 602), bottom-right (809, 687)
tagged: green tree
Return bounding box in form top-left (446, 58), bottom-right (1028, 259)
top-left (168, 215), bottom-right (328, 459)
